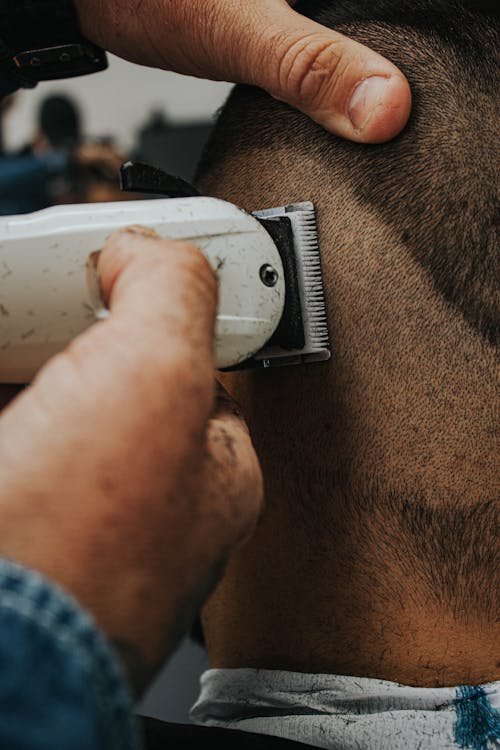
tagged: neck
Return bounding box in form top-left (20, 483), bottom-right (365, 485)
top-left (203, 516), bottom-right (500, 687)
top-left (202, 490), bottom-right (499, 686)
top-left (205, 235), bottom-right (498, 687)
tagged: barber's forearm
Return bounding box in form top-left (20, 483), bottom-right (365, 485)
top-left (0, 559), bottom-right (139, 750)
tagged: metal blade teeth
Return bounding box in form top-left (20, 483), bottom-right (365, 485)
top-left (290, 208), bottom-right (330, 349)
top-left (252, 200), bottom-right (331, 364)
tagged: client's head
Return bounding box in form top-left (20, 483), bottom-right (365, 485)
top-left (196, 0), bottom-right (499, 687)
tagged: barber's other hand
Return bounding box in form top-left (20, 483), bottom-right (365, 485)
top-left (74, 0), bottom-right (411, 143)
top-left (0, 228), bottom-right (263, 694)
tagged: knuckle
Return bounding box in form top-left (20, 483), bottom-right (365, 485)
top-left (174, 240), bottom-right (212, 272)
top-left (277, 34), bottom-right (344, 108)
top-left (171, 240), bottom-right (218, 297)
top-left (133, 320), bottom-right (213, 395)
top-left (63, 327), bottom-right (97, 373)
top-left (106, 234), bottom-right (217, 299)
top-left (100, 230), bottom-right (125, 262)
top-left (146, 349), bottom-right (215, 423)
top-left (100, 227), bottom-right (154, 272)
top-left (105, 226), bottom-right (144, 249)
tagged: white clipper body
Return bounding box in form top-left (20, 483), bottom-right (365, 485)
top-left (0, 197), bottom-right (285, 383)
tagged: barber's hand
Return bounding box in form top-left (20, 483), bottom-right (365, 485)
top-left (74, 0), bottom-right (411, 143)
top-left (0, 228), bottom-right (263, 694)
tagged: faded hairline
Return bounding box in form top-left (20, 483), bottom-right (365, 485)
top-left (197, 0), bottom-right (499, 347)
top-left (305, 471), bottom-right (499, 621)
top-left (194, 0), bottom-right (499, 622)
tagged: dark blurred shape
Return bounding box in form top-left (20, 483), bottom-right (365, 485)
top-left (0, 102), bottom-right (213, 216)
top-left (120, 161), bottom-right (200, 198)
top-left (38, 94), bottom-right (82, 150)
top-left (0, 92), bottom-right (135, 214)
top-left (0, 149), bottom-right (67, 215)
top-left (0, 95), bottom-right (17, 155)
top-left (134, 111), bottom-right (213, 183)
top-left (0, 93), bottom-right (71, 215)
top-left (32, 95), bottom-right (135, 206)
top-left (141, 715), bottom-right (316, 748)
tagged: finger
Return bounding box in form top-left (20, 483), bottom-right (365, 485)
top-left (0, 229), bottom-right (219, 499)
top-left (75, 227), bottom-right (220, 451)
top-left (226, 1), bottom-right (412, 143)
top-left (211, 381), bottom-right (246, 424)
top-left (98, 226), bottom-right (218, 364)
top-left (202, 382), bottom-right (264, 549)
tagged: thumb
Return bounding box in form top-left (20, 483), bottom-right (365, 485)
top-left (75, 0), bottom-right (411, 143)
top-left (236, 0), bottom-right (412, 143)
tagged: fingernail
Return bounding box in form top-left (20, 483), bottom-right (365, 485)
top-left (86, 251), bottom-right (109, 320)
top-left (122, 225), bottom-right (160, 239)
top-left (348, 76), bottom-right (390, 131)
top-left (87, 250), bottom-right (101, 272)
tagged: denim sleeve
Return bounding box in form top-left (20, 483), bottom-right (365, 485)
top-left (0, 558), bottom-right (143, 750)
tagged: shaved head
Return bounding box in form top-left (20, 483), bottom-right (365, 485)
top-left (196, 0), bottom-right (499, 686)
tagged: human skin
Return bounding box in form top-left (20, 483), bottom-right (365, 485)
top-left (193, 4), bottom-right (499, 683)
top-left (73, 0), bottom-right (412, 144)
top-left (0, 229), bottom-right (263, 694)
top-left (0, 0), bottom-right (411, 696)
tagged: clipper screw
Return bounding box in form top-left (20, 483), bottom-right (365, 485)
top-left (259, 264), bottom-right (279, 287)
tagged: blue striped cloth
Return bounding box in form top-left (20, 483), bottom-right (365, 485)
top-left (191, 668), bottom-right (500, 749)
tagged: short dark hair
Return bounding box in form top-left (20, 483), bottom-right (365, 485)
top-left (198, 0), bottom-right (499, 346)
top-left (194, 0), bottom-right (499, 626)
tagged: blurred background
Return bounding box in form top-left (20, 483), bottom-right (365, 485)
top-left (0, 53), bottom-right (233, 214)
top-left (1, 53), bottom-right (232, 725)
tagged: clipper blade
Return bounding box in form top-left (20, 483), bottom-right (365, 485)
top-left (251, 201), bottom-right (330, 368)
